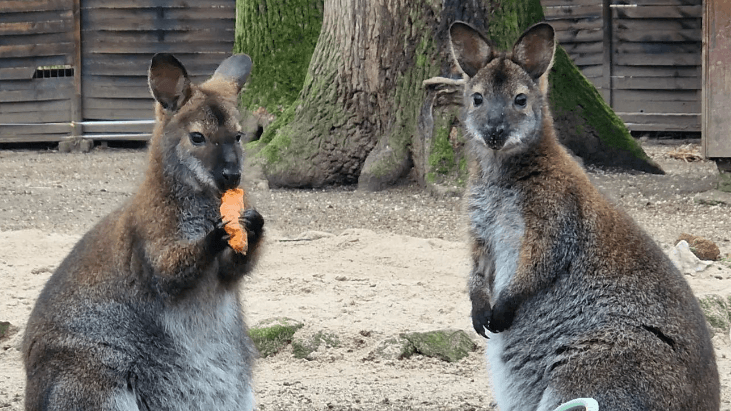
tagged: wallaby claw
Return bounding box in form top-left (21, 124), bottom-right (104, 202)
top-left (472, 309), bottom-right (491, 339)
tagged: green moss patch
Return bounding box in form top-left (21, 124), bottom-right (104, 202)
top-left (249, 317), bottom-right (304, 358)
top-left (698, 295), bottom-right (730, 334)
top-left (0, 321), bottom-right (10, 340)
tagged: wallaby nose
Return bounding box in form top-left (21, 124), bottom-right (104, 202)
top-left (485, 125), bottom-right (506, 150)
top-left (222, 169), bottom-right (241, 188)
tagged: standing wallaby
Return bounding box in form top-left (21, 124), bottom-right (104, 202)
top-left (449, 22), bottom-right (719, 410)
top-left (23, 53), bottom-right (264, 411)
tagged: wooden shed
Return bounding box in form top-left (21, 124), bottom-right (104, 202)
top-left (543, 0), bottom-right (702, 133)
top-left (0, 0), bottom-right (235, 143)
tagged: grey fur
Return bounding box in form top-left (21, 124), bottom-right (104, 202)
top-left (451, 22), bottom-right (720, 410)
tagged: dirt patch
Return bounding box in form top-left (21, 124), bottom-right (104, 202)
top-left (1, 139), bottom-right (730, 410)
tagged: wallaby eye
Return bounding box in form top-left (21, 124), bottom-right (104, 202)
top-left (189, 132), bottom-right (206, 146)
top-left (514, 93), bottom-right (527, 108)
top-left (472, 93), bottom-right (483, 107)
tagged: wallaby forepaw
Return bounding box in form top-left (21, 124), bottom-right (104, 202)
top-left (241, 209), bottom-right (264, 244)
top-left (205, 217), bottom-right (230, 254)
top-left (487, 302), bottom-right (515, 333)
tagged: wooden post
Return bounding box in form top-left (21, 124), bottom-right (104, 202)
top-left (71, 0), bottom-right (83, 138)
top-left (601, 0), bottom-right (612, 106)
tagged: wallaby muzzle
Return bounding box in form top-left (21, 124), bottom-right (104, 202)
top-left (480, 104), bottom-right (510, 150)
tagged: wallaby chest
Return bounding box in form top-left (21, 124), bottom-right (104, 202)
top-left (467, 178), bottom-right (525, 299)
top-left (129, 291), bottom-right (254, 410)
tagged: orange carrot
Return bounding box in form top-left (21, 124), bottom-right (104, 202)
top-left (220, 188), bottom-right (248, 254)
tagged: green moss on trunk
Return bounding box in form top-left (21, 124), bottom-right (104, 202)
top-left (234, 0), bottom-right (324, 113)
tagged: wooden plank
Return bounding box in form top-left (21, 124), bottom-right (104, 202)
top-left (80, 28), bottom-right (235, 45)
top-left (0, 81), bottom-right (73, 102)
top-left (80, 18), bottom-right (233, 32)
top-left (0, 99), bottom-right (70, 113)
top-left (614, 51), bottom-right (700, 65)
top-left (82, 54), bottom-right (227, 76)
top-left (543, 5), bottom-right (603, 17)
top-left (0, 110), bottom-right (72, 123)
top-left (615, 29), bottom-right (701, 42)
top-left (0, 0), bottom-right (72, 13)
top-left (84, 81), bottom-right (152, 99)
top-left (0, 123), bottom-right (73, 135)
top-left (612, 0), bottom-right (700, 5)
top-left (82, 97), bottom-right (155, 110)
top-left (80, 8), bottom-right (235, 28)
top-left (82, 122), bottom-right (154, 134)
top-left (0, 55), bottom-right (70, 69)
top-left (543, 0), bottom-right (601, 7)
top-left (0, 67), bottom-right (35, 80)
top-left (613, 99), bottom-right (700, 113)
top-left (83, 39), bottom-right (234, 55)
top-left (612, 5), bottom-right (702, 18)
top-left (83, 107), bottom-right (155, 120)
top-left (82, 133), bottom-right (152, 141)
top-left (71, 0), bottom-right (81, 135)
top-left (0, 77), bottom-right (74, 91)
top-left (547, 18), bottom-right (603, 31)
top-left (0, 133), bottom-right (71, 143)
top-left (612, 65), bottom-right (700, 77)
top-left (612, 76), bottom-right (700, 89)
top-left (615, 42), bottom-right (700, 55)
top-left (0, 42), bottom-right (75, 58)
top-left (556, 28), bottom-right (604, 43)
top-left (0, 31), bottom-right (75, 46)
top-left (575, 65), bottom-right (602, 78)
top-left (0, 10), bottom-right (73, 24)
top-left (0, 19), bottom-right (72, 36)
top-left (614, 89), bottom-right (699, 101)
top-left (82, 0), bottom-right (233, 8)
top-left (570, 52), bottom-right (604, 65)
top-left (614, 19), bottom-right (700, 31)
top-left (562, 41), bottom-right (604, 54)
top-left (617, 113), bottom-right (700, 127)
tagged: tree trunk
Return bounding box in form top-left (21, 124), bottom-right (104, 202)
top-left (235, 0), bottom-right (324, 114)
top-left (248, 0), bottom-right (662, 191)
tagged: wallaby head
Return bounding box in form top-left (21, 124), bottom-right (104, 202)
top-left (449, 22), bottom-right (555, 154)
top-left (148, 53), bottom-right (253, 195)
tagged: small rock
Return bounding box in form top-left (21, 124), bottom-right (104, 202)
top-left (366, 336), bottom-right (417, 361)
top-left (249, 317), bottom-right (304, 358)
top-left (669, 240), bottom-right (713, 274)
top-left (676, 233), bottom-right (721, 260)
top-left (292, 330), bottom-right (340, 360)
top-left (401, 329), bottom-right (477, 363)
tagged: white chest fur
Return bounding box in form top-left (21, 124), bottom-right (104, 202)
top-left (160, 291), bottom-right (254, 410)
top-left (468, 182), bottom-right (525, 301)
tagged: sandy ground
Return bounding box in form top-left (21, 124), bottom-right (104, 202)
top-left (1, 140), bottom-right (731, 410)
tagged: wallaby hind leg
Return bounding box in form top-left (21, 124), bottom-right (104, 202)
top-left (25, 364), bottom-right (132, 411)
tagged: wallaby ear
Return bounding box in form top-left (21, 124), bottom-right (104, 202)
top-left (148, 53), bottom-right (192, 114)
top-left (511, 23), bottom-right (556, 80)
top-left (211, 54), bottom-right (253, 93)
top-left (449, 22), bottom-right (493, 78)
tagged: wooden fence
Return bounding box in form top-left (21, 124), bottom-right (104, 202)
top-left (0, 0), bottom-right (235, 143)
top-left (543, 0), bottom-right (702, 132)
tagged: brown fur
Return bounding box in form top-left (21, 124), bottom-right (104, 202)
top-left (23, 54), bottom-right (262, 411)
